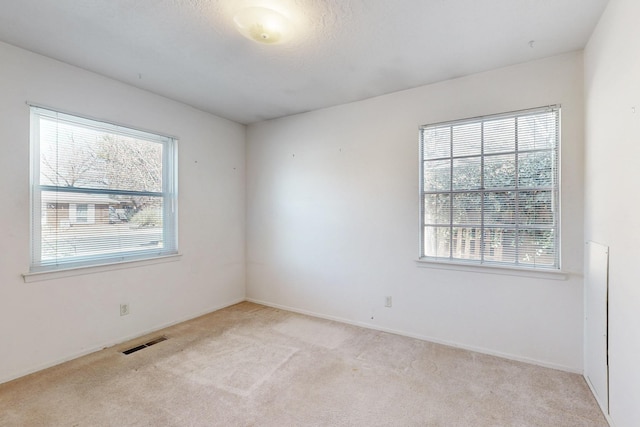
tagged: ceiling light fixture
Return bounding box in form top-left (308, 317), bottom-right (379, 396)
top-left (234, 7), bottom-right (292, 44)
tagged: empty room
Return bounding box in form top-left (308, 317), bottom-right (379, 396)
top-left (0, 0), bottom-right (638, 426)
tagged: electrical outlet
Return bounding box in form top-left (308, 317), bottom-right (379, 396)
top-left (120, 303), bottom-right (130, 316)
top-left (385, 296), bottom-right (392, 308)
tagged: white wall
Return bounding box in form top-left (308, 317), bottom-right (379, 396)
top-left (247, 52), bottom-right (585, 371)
top-left (0, 42), bottom-right (246, 383)
top-left (584, 0), bottom-right (640, 425)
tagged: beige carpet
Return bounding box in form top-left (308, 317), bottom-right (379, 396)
top-left (0, 302), bottom-right (607, 426)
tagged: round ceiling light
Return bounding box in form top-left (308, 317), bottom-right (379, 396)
top-left (233, 7), bottom-right (292, 44)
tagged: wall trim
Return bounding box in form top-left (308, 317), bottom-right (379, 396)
top-left (246, 297), bottom-right (582, 374)
top-left (2, 295), bottom-right (588, 390)
top-left (0, 297), bottom-right (245, 385)
top-left (584, 374), bottom-right (616, 426)
top-left (23, 254), bottom-right (183, 283)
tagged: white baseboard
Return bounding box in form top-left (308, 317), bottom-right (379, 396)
top-left (584, 374), bottom-right (615, 426)
top-left (5, 296), bottom-right (612, 425)
top-left (0, 297), bottom-right (245, 385)
top-left (246, 297), bottom-right (582, 374)
top-left (1, 295), bottom-right (585, 384)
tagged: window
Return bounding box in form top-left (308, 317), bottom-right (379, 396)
top-left (74, 204), bottom-right (89, 223)
top-left (419, 106), bottom-right (560, 270)
top-left (30, 106), bottom-right (178, 272)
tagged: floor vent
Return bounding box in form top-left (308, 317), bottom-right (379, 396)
top-left (122, 336), bottom-right (168, 355)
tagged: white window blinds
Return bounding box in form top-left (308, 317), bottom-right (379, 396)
top-left (30, 106), bottom-right (178, 272)
top-left (420, 106), bottom-right (560, 269)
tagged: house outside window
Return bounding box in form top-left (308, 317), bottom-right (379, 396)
top-left (419, 106), bottom-right (560, 270)
top-left (30, 106), bottom-right (178, 272)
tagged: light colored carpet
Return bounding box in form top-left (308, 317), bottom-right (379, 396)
top-left (0, 302), bottom-right (607, 426)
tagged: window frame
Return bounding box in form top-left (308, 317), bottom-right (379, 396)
top-left (418, 105), bottom-right (561, 271)
top-left (29, 105), bottom-right (179, 273)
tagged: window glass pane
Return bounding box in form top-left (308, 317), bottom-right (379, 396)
top-left (39, 118), bottom-right (102, 188)
top-left (424, 194), bottom-right (450, 225)
top-left (451, 227), bottom-right (481, 261)
top-left (484, 118), bottom-right (515, 154)
top-left (424, 160), bottom-right (450, 191)
top-left (452, 157), bottom-right (481, 190)
top-left (484, 154), bottom-right (516, 189)
top-left (518, 229), bottom-right (556, 267)
top-left (452, 192), bottom-right (481, 225)
top-left (40, 192), bottom-right (165, 263)
top-left (102, 136), bottom-right (163, 192)
top-left (423, 226), bottom-right (450, 258)
top-left (40, 117), bottom-right (163, 192)
top-left (452, 122), bottom-right (481, 157)
top-left (518, 190), bottom-right (555, 226)
top-left (517, 113), bottom-right (557, 151)
top-left (423, 127), bottom-right (450, 159)
top-left (518, 151), bottom-right (555, 188)
top-left (482, 228), bottom-right (516, 264)
top-left (483, 191), bottom-right (516, 225)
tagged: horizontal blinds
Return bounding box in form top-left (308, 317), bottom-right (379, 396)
top-left (420, 106), bottom-right (560, 269)
top-left (30, 107), bottom-right (178, 271)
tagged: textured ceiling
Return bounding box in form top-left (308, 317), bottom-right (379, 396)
top-left (0, 0), bottom-right (608, 124)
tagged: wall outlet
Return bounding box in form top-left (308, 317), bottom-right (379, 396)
top-left (120, 303), bottom-right (130, 316)
top-left (385, 296), bottom-right (392, 308)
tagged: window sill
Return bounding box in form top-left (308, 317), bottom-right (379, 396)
top-left (22, 253), bottom-right (182, 283)
top-left (415, 258), bottom-right (571, 280)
